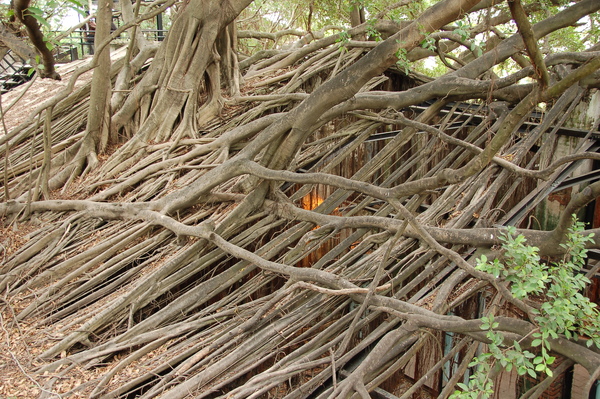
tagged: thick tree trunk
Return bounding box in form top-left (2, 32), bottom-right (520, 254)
top-left (113, 0), bottom-right (251, 139)
top-left (83, 0), bottom-right (114, 161)
top-left (94, 0), bottom-right (253, 182)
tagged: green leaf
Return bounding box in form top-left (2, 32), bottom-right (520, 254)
top-left (28, 9), bottom-right (52, 30)
top-left (535, 363), bottom-right (546, 371)
top-left (27, 6), bottom-right (43, 14)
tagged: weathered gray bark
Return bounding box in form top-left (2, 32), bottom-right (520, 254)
top-left (79, 0), bottom-right (114, 173)
top-left (1, 0), bottom-right (600, 398)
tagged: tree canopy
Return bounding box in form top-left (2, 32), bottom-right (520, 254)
top-left (1, 0), bottom-right (600, 398)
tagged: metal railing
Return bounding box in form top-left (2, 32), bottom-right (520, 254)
top-left (54, 28), bottom-right (167, 62)
top-left (0, 50), bottom-right (32, 93)
top-left (0, 27), bottom-right (167, 92)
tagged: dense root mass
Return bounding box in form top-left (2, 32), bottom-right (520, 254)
top-left (1, 0), bottom-right (600, 397)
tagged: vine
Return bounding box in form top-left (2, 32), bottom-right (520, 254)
top-left (336, 30), bottom-right (350, 52)
top-left (452, 20), bottom-right (483, 57)
top-left (366, 19), bottom-right (382, 42)
top-left (395, 40), bottom-right (410, 74)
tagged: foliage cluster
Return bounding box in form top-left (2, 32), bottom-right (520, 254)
top-left (452, 217), bottom-right (598, 398)
top-left (235, 0), bottom-right (600, 79)
top-left (1, 0), bottom-right (86, 32)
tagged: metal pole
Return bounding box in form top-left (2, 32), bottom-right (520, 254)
top-left (157, 13), bottom-right (164, 41)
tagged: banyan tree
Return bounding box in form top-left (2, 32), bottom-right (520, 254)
top-left (1, 0), bottom-right (600, 397)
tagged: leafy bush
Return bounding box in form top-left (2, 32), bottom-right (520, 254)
top-left (451, 216), bottom-right (598, 398)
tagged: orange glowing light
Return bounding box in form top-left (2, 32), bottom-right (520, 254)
top-left (301, 193), bottom-right (324, 210)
